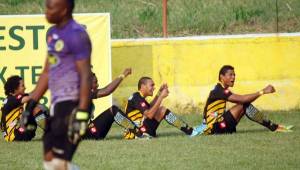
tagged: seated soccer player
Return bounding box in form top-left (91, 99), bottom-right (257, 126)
top-left (0, 75), bottom-right (49, 141)
top-left (200, 65), bottom-right (293, 135)
top-left (83, 68), bottom-right (146, 140)
top-left (124, 76), bottom-right (204, 139)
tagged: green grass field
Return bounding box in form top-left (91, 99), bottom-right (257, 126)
top-left (0, 110), bottom-right (299, 170)
top-left (0, 1), bottom-right (299, 169)
top-left (0, 0), bottom-right (299, 38)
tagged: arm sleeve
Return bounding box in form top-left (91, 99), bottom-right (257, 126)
top-left (211, 85), bottom-right (232, 100)
top-left (69, 30), bottom-right (92, 60)
top-left (130, 96), bottom-right (149, 114)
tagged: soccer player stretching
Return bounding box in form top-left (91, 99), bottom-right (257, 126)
top-left (21, 0), bottom-right (92, 169)
top-left (1, 75), bottom-right (48, 142)
top-left (124, 77), bottom-right (204, 138)
top-left (83, 68), bottom-right (146, 140)
top-left (201, 65), bottom-right (293, 135)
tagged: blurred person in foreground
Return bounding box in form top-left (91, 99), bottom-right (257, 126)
top-left (20, 0), bottom-right (92, 169)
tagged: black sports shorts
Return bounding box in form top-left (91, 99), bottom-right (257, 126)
top-left (43, 100), bottom-right (79, 161)
top-left (14, 127), bottom-right (36, 141)
top-left (142, 118), bottom-right (160, 137)
top-left (212, 110), bottom-right (237, 134)
top-left (14, 115), bottom-right (37, 141)
top-left (83, 108), bottom-right (114, 140)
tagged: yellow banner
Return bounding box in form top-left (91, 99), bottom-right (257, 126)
top-left (0, 14), bottom-right (112, 118)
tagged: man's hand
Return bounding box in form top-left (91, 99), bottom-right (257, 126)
top-left (122, 68), bottom-right (132, 78)
top-left (262, 85), bottom-right (276, 94)
top-left (159, 83), bottom-right (168, 92)
top-left (160, 87), bottom-right (169, 99)
top-left (68, 109), bottom-right (89, 144)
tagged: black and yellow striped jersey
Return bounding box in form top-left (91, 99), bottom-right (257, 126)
top-left (203, 83), bottom-right (232, 134)
top-left (1, 94), bottom-right (25, 141)
top-left (125, 92), bottom-right (150, 127)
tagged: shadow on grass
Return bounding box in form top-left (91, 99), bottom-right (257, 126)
top-left (237, 128), bottom-right (270, 134)
top-left (103, 131), bottom-right (185, 140)
top-left (31, 138), bottom-right (43, 142)
top-left (157, 131), bottom-right (186, 138)
top-left (85, 129), bottom-right (271, 141)
top-left (33, 126), bottom-right (289, 142)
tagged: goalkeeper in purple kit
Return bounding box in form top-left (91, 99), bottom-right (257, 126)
top-left (20, 0), bottom-right (92, 169)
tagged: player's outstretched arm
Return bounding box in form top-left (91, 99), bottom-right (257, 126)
top-left (94, 68), bottom-right (132, 98)
top-left (20, 59), bottom-right (49, 129)
top-left (228, 84), bottom-right (275, 104)
top-left (144, 88), bottom-right (168, 119)
top-left (30, 59), bottom-right (49, 101)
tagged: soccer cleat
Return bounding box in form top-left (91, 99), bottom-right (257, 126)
top-left (275, 124), bottom-right (294, 132)
top-left (136, 133), bottom-right (152, 140)
top-left (190, 123), bottom-right (207, 137)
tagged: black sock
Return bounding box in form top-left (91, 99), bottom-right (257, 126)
top-left (164, 109), bottom-right (193, 135)
top-left (262, 120), bottom-right (278, 131)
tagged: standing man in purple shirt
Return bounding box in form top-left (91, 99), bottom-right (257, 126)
top-left (20, 0), bottom-right (92, 169)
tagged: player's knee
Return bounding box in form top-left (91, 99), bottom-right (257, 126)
top-left (242, 103), bottom-right (251, 112)
top-left (44, 151), bottom-right (54, 161)
top-left (154, 107), bottom-right (167, 121)
top-left (231, 104), bottom-right (244, 112)
top-left (33, 104), bottom-right (49, 117)
top-left (111, 105), bottom-right (126, 117)
top-left (159, 106), bottom-right (167, 115)
top-left (111, 105), bottom-right (119, 113)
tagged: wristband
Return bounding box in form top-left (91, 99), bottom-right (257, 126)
top-left (259, 90), bottom-right (264, 96)
top-left (118, 74), bottom-right (125, 79)
top-left (75, 109), bottom-right (89, 120)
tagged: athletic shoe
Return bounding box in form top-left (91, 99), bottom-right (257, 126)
top-left (275, 124), bottom-right (294, 132)
top-left (136, 133), bottom-right (152, 140)
top-left (190, 123), bottom-right (206, 137)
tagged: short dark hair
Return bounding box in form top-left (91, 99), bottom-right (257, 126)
top-left (4, 75), bottom-right (22, 96)
top-left (138, 77), bottom-right (152, 90)
top-left (218, 65), bottom-right (234, 81)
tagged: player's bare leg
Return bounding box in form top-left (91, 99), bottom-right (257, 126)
top-left (154, 106), bottom-right (167, 121)
top-left (43, 151), bottom-right (79, 170)
top-left (228, 104), bottom-right (245, 123)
